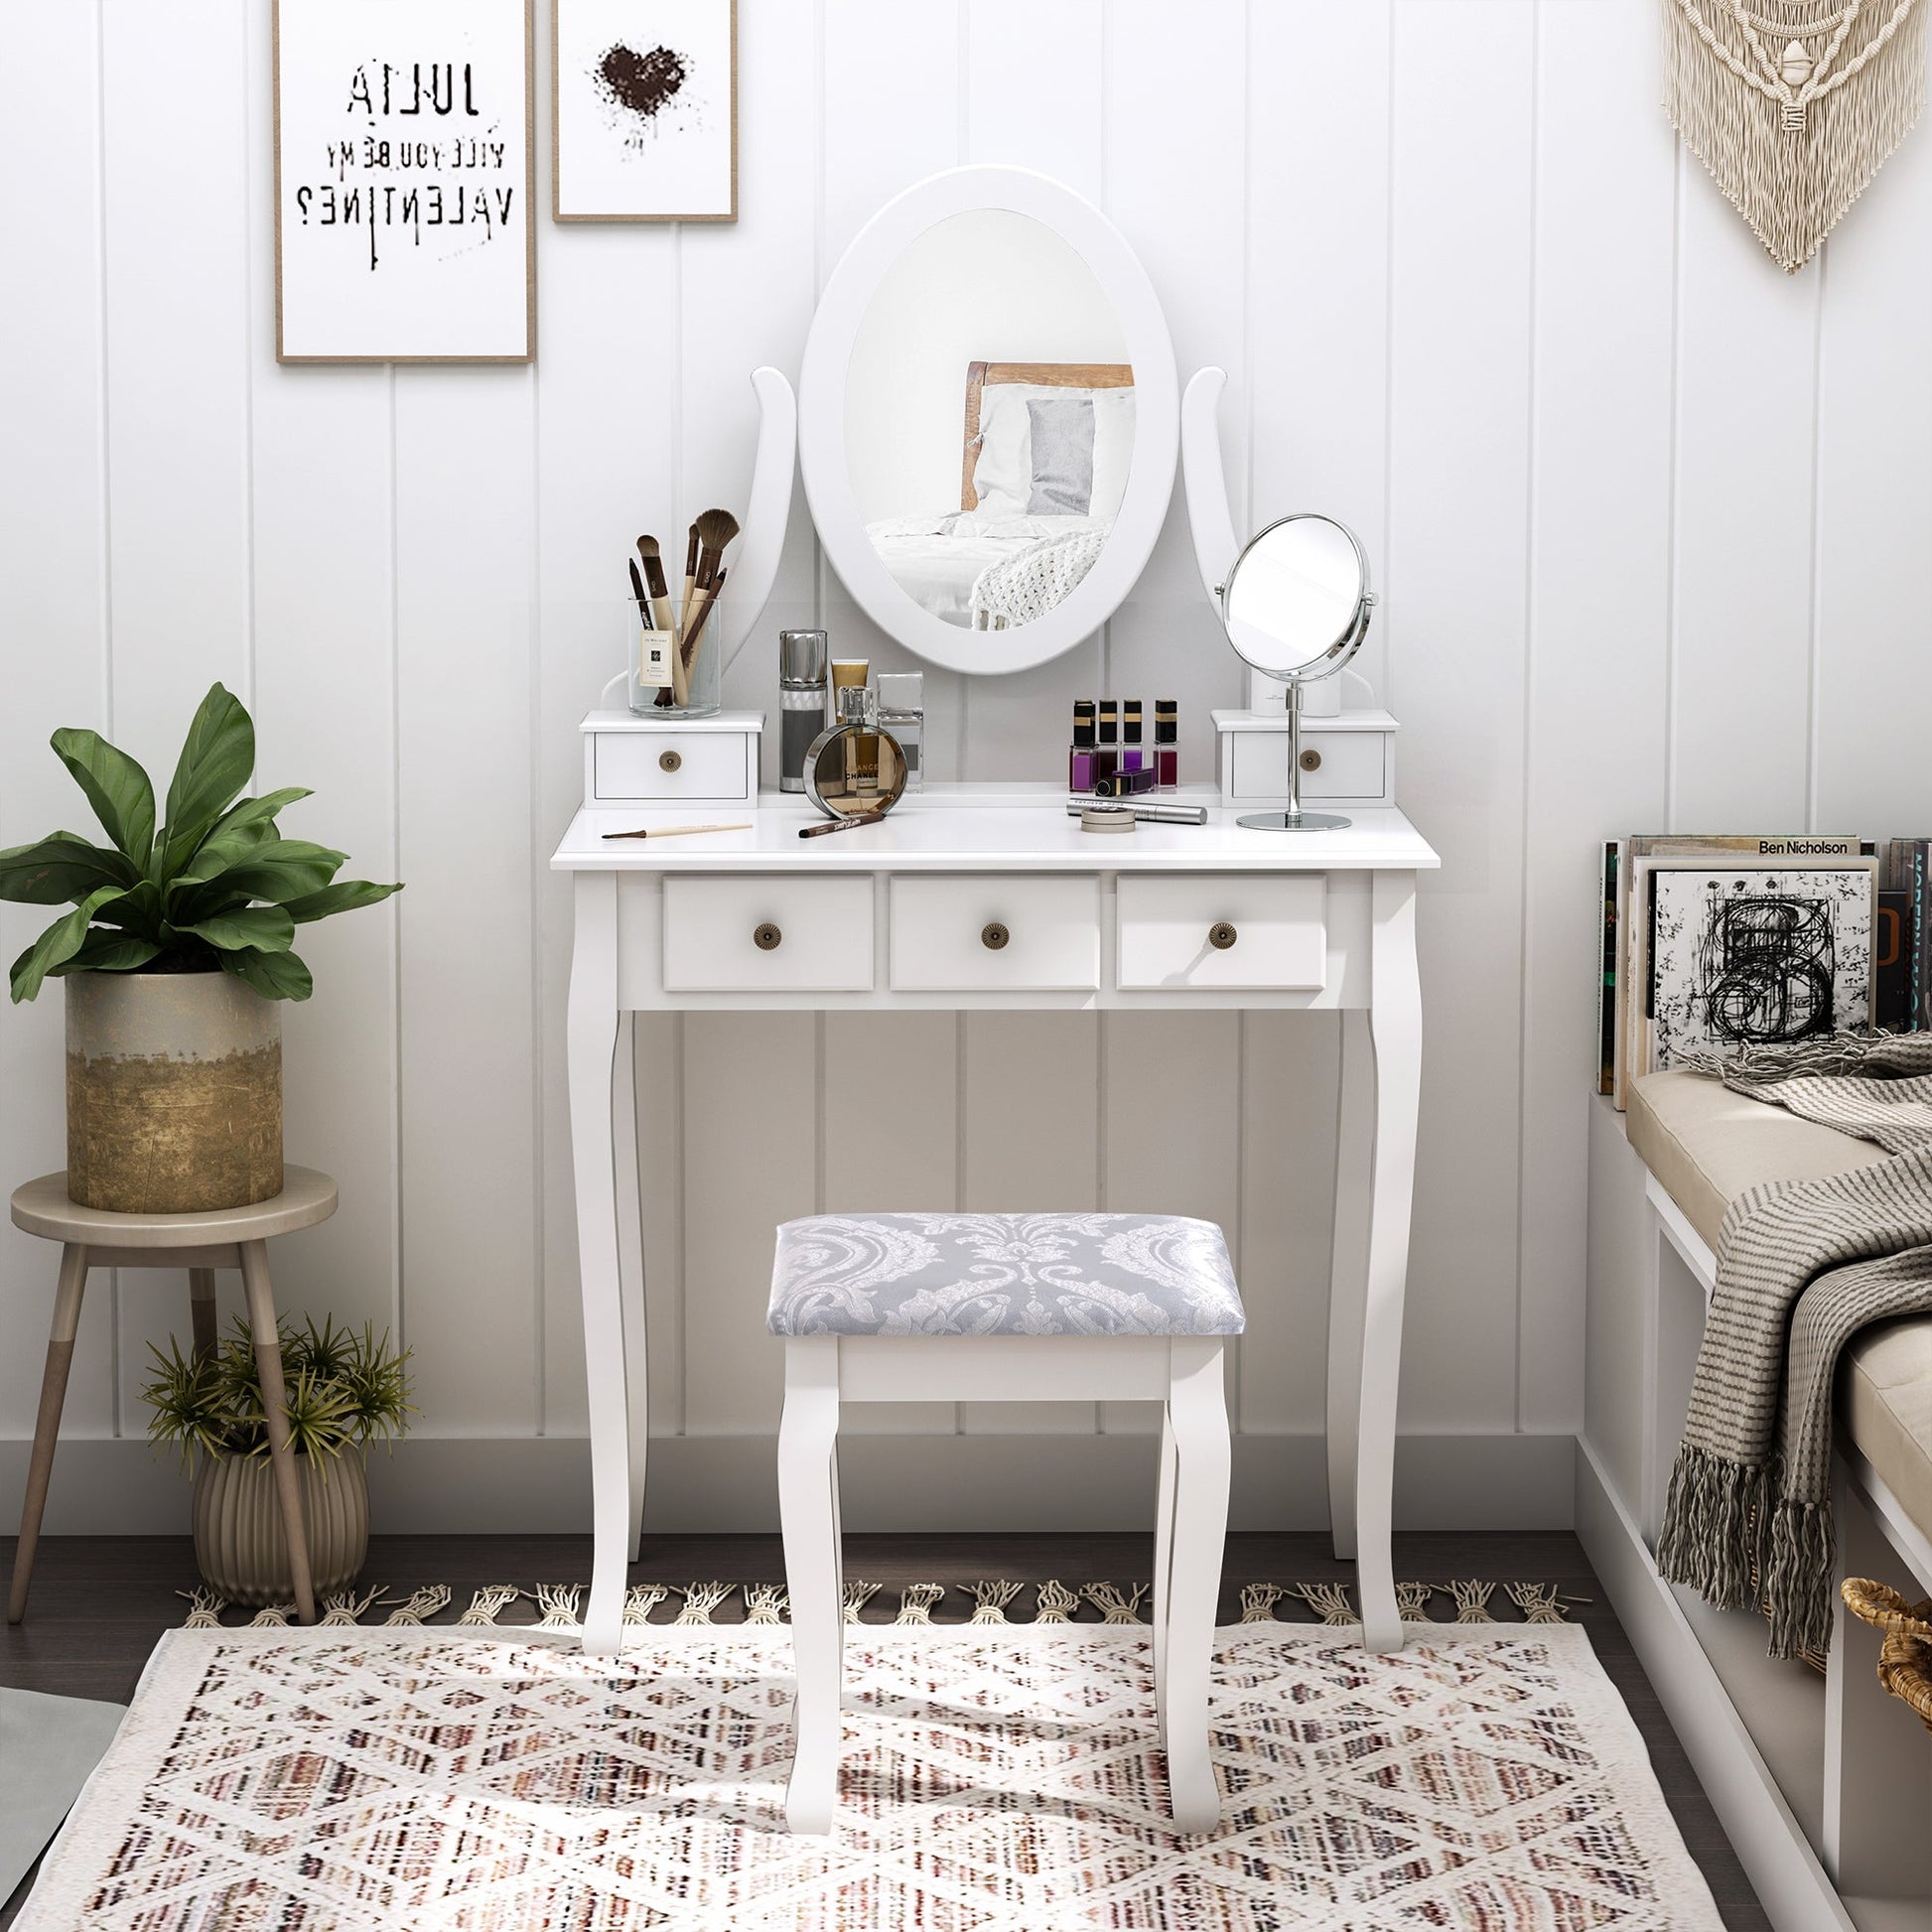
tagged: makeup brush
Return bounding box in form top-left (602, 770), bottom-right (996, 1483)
top-left (602, 822), bottom-right (753, 840)
top-left (635, 535), bottom-right (676, 634)
top-left (799, 808), bottom-right (888, 838)
top-left (693, 505), bottom-right (741, 575)
top-left (671, 524), bottom-right (701, 705)
top-left (626, 557), bottom-right (650, 618)
top-left (680, 565), bottom-right (728, 674)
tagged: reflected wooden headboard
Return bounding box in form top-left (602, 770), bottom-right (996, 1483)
top-left (961, 360), bottom-right (1134, 512)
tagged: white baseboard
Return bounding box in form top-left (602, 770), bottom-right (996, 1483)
top-left (1575, 1437), bottom-right (1853, 1932)
top-left (1, 1431), bottom-right (1577, 1537)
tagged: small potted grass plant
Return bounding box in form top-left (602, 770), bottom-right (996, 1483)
top-left (0, 682), bottom-right (399, 1213)
top-left (141, 1316), bottom-right (415, 1605)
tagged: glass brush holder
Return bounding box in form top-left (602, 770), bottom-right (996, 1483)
top-left (627, 591), bottom-right (723, 717)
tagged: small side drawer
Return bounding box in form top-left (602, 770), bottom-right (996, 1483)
top-left (595, 731), bottom-right (753, 802)
top-left (1228, 730), bottom-right (1386, 802)
top-left (891, 876), bottom-right (1100, 992)
top-left (663, 876), bottom-right (874, 992)
top-left (1116, 874), bottom-right (1325, 991)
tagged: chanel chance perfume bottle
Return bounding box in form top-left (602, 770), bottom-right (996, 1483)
top-left (804, 683), bottom-right (907, 818)
top-left (1155, 700), bottom-right (1179, 787)
top-left (877, 672), bottom-right (924, 792)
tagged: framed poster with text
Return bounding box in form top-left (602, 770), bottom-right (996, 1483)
top-left (275, 0), bottom-right (535, 362)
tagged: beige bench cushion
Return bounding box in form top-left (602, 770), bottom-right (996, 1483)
top-left (1843, 1318), bottom-right (1932, 1537)
top-left (1627, 1070), bottom-right (1888, 1253)
top-left (1627, 1069), bottom-right (1932, 1542)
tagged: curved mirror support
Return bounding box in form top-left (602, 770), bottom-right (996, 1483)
top-left (799, 167), bottom-right (1177, 676)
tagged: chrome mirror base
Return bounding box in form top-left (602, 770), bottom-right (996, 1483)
top-left (1237, 810), bottom-right (1351, 832)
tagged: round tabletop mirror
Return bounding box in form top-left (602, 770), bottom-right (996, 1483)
top-left (1221, 514), bottom-right (1370, 682)
top-left (1219, 513), bottom-right (1374, 832)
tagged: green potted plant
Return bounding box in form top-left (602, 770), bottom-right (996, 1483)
top-left (0, 683), bottom-right (399, 1212)
top-left (141, 1316), bottom-right (415, 1604)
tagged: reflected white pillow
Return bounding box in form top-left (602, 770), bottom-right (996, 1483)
top-left (971, 383), bottom-right (1136, 519)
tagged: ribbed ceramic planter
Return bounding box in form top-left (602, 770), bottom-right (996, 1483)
top-left (192, 1451), bottom-right (368, 1606)
top-left (66, 969), bottom-right (281, 1212)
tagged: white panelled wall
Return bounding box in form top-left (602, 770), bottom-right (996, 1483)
top-left (5, 0), bottom-right (1930, 1533)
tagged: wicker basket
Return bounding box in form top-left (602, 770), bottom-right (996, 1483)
top-left (1840, 1577), bottom-right (1932, 1731)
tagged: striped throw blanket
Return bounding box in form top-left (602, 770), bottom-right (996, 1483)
top-left (1656, 1034), bottom-right (1932, 1659)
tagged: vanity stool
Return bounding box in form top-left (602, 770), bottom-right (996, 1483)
top-left (768, 1209), bottom-right (1241, 1836)
top-left (7, 1166), bottom-right (337, 1626)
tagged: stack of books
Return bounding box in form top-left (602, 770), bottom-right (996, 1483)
top-left (1596, 835), bottom-right (1931, 1103)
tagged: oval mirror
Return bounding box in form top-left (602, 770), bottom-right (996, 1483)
top-left (799, 167), bottom-right (1177, 676)
top-left (1220, 513), bottom-right (1372, 683)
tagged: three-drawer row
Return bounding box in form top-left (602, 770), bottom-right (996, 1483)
top-left (659, 874), bottom-right (1327, 994)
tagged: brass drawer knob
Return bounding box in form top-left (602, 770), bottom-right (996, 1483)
top-left (754, 922), bottom-right (782, 951)
top-left (1299, 749), bottom-right (1321, 772)
top-left (1208, 921), bottom-right (1238, 951)
top-left (659, 749), bottom-right (683, 773)
top-left (981, 921), bottom-right (1011, 952)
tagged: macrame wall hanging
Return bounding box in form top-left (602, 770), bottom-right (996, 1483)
top-left (1664, 0), bottom-right (1929, 269)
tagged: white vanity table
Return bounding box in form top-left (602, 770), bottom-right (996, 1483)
top-left (553, 159), bottom-right (1438, 1661)
top-left (552, 785), bottom-right (1438, 1654)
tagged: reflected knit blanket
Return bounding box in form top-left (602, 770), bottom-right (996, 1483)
top-left (1657, 1034), bottom-right (1932, 1658)
top-left (968, 523), bottom-right (1109, 628)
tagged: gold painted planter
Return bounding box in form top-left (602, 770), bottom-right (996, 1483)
top-left (193, 1451), bottom-right (368, 1607)
top-left (66, 970), bottom-right (282, 1212)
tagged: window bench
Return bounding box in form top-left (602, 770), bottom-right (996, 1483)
top-left (1583, 1071), bottom-right (1932, 1932)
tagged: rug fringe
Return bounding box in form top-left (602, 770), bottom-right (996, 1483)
top-left (1035, 1581), bottom-right (1079, 1622)
top-left (895, 1583), bottom-right (945, 1623)
top-left (175, 1578), bottom-right (1588, 1628)
top-left (839, 1580), bottom-right (882, 1624)
top-left (1083, 1582), bottom-right (1150, 1624)
top-left (1290, 1582), bottom-right (1356, 1626)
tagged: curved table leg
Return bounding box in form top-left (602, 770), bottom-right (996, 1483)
top-left (613, 1011), bottom-right (649, 1565)
top-left (1325, 1011), bottom-right (1373, 1561)
top-left (569, 871), bottom-right (630, 1654)
top-left (1353, 871), bottom-right (1423, 1653)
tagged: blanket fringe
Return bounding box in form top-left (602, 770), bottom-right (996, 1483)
top-left (1763, 1497), bottom-right (1837, 1660)
top-left (1657, 1442), bottom-right (1767, 1609)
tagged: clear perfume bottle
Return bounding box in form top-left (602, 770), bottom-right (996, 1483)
top-left (877, 672), bottom-right (924, 792)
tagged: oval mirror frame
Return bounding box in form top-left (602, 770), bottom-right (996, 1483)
top-left (799, 166), bottom-right (1178, 677)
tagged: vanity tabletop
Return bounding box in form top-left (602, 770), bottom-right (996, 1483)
top-left (551, 785), bottom-right (1439, 874)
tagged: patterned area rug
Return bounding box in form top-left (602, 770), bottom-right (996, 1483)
top-left (20, 1623), bottom-right (1723, 1930)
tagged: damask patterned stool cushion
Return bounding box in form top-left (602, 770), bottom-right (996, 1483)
top-left (767, 1212), bottom-right (1245, 1338)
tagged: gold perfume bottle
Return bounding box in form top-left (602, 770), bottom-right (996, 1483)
top-left (804, 684), bottom-right (906, 820)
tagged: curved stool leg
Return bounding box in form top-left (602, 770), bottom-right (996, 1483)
top-left (8, 1244), bottom-right (89, 1625)
top-left (1163, 1336), bottom-right (1230, 1835)
top-left (1152, 1405), bottom-right (1178, 1750)
top-left (780, 1337), bottom-right (844, 1835)
top-left (239, 1240), bottom-right (317, 1625)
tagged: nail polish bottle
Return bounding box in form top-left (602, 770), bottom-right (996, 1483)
top-left (1120, 699), bottom-right (1148, 776)
top-left (1155, 700), bottom-right (1179, 787)
top-left (1096, 699), bottom-right (1120, 784)
top-left (1069, 700), bottom-right (1098, 791)
top-left (1093, 765), bottom-right (1160, 797)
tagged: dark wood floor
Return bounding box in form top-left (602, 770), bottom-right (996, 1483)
top-left (2, 1529), bottom-right (1766, 1930)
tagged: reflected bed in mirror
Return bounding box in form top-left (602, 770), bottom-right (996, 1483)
top-left (801, 167), bottom-right (1175, 675)
top-left (845, 207), bottom-right (1135, 631)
